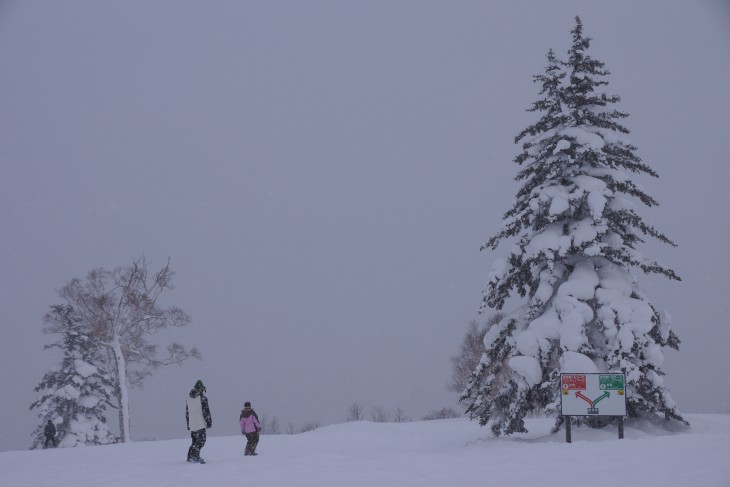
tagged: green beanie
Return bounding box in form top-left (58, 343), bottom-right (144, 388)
top-left (195, 380), bottom-right (205, 390)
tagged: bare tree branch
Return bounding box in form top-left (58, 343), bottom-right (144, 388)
top-left (46, 256), bottom-right (199, 442)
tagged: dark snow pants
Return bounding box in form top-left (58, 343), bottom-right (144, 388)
top-left (245, 431), bottom-right (259, 455)
top-left (188, 429), bottom-right (207, 461)
top-left (44, 436), bottom-right (56, 448)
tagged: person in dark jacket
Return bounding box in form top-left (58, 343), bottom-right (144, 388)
top-left (185, 380), bottom-right (212, 463)
top-left (239, 401), bottom-right (261, 456)
top-left (44, 420), bottom-right (57, 448)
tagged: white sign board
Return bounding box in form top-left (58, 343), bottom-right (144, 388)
top-left (560, 373), bottom-right (627, 416)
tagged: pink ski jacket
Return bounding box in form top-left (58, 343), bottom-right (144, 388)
top-left (240, 411), bottom-right (261, 434)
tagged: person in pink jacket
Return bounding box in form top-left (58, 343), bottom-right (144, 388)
top-left (239, 401), bottom-right (261, 456)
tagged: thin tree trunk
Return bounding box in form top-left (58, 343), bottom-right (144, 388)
top-left (111, 336), bottom-right (131, 443)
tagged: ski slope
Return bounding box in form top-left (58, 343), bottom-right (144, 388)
top-left (1, 415), bottom-right (728, 486)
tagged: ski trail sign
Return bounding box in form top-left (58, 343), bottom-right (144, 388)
top-left (560, 373), bottom-right (626, 416)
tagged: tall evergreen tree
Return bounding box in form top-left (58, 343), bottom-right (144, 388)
top-left (30, 305), bottom-right (117, 448)
top-left (462, 17), bottom-right (685, 436)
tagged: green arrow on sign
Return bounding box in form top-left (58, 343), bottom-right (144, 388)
top-left (592, 391), bottom-right (610, 405)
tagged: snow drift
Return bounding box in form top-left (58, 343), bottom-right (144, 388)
top-left (1, 414), bottom-right (728, 487)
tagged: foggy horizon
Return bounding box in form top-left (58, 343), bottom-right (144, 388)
top-left (1, 1), bottom-right (729, 452)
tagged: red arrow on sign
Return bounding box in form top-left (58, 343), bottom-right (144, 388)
top-left (575, 391), bottom-right (593, 407)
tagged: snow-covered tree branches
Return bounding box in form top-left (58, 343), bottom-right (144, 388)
top-left (463, 16), bottom-right (685, 436)
top-left (30, 305), bottom-right (117, 448)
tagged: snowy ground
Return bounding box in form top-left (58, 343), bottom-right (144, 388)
top-left (2, 414), bottom-right (728, 487)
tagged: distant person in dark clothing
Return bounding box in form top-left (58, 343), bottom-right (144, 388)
top-left (186, 380), bottom-right (212, 464)
top-left (239, 401), bottom-right (261, 456)
top-left (44, 420), bottom-right (57, 448)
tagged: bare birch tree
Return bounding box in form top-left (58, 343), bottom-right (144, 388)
top-left (392, 407), bottom-right (408, 423)
top-left (448, 314), bottom-right (503, 398)
top-left (369, 406), bottom-right (389, 423)
top-left (346, 401), bottom-right (363, 422)
top-left (45, 257), bottom-right (200, 442)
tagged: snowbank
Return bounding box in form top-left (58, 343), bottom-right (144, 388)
top-left (1, 415), bottom-right (728, 486)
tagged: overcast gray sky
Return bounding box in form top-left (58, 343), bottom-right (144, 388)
top-left (1, 1), bottom-right (729, 451)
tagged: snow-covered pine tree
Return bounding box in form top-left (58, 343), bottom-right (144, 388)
top-left (460, 45), bottom-right (570, 437)
top-left (462, 16), bottom-right (685, 436)
top-left (30, 305), bottom-right (118, 448)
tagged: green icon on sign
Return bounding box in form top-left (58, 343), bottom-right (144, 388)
top-left (599, 374), bottom-right (624, 391)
